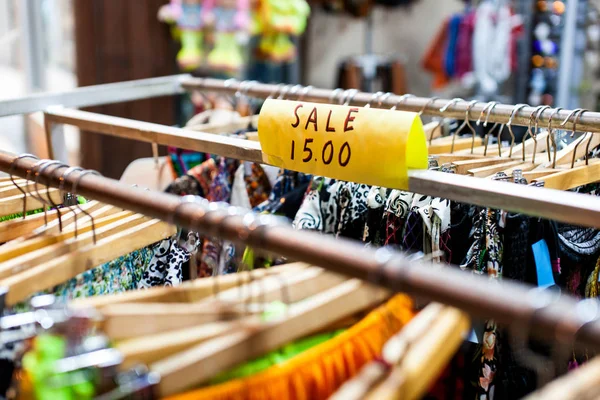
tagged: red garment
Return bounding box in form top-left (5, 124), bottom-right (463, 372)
top-left (422, 18), bottom-right (451, 90)
top-left (510, 9), bottom-right (524, 72)
top-left (455, 11), bottom-right (475, 78)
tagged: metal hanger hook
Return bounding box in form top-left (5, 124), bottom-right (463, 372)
top-left (277, 84), bottom-right (293, 100)
top-left (546, 107), bottom-right (562, 167)
top-left (559, 108), bottom-right (586, 138)
top-left (522, 106), bottom-right (542, 162)
top-left (480, 102), bottom-right (499, 156)
top-left (36, 161), bottom-right (68, 231)
top-left (298, 85), bottom-right (313, 102)
top-left (343, 88), bottom-right (359, 106)
top-left (378, 92), bottom-right (394, 108)
top-left (506, 104), bottom-right (528, 158)
top-left (240, 80), bottom-right (258, 116)
top-left (365, 91), bottom-right (384, 108)
top-left (29, 160), bottom-right (53, 224)
top-left (267, 83), bottom-right (286, 100)
top-left (329, 88), bottom-right (343, 105)
top-left (9, 153), bottom-right (39, 219)
top-left (438, 97), bottom-right (463, 113)
top-left (71, 169), bottom-right (102, 244)
top-left (288, 84), bottom-right (303, 99)
top-left (477, 101), bottom-right (497, 127)
top-left (392, 94), bottom-right (414, 111)
top-left (532, 105), bottom-right (551, 164)
top-left (419, 96), bottom-right (439, 116)
top-left (59, 166), bottom-right (84, 235)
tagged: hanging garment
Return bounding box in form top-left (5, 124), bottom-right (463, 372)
top-left (138, 232), bottom-right (201, 289)
top-left (254, 170), bottom-right (312, 216)
top-left (293, 177), bottom-right (343, 234)
top-left (362, 186), bottom-right (391, 247)
top-left (422, 18), bottom-right (451, 90)
top-left (383, 190), bottom-right (415, 247)
top-left (219, 162), bottom-right (272, 274)
top-left (472, 2), bottom-right (513, 95)
top-left (167, 147), bottom-right (206, 179)
top-left (199, 157), bottom-right (239, 277)
top-left (402, 194), bottom-right (433, 253)
top-left (455, 10), bottom-right (476, 78)
top-left (445, 14), bottom-right (463, 78)
top-left (165, 158), bottom-right (218, 197)
top-left (335, 182), bottom-right (371, 240)
top-left (501, 213), bottom-right (530, 282)
top-left (164, 294), bottom-right (415, 400)
top-left (460, 208), bottom-right (503, 400)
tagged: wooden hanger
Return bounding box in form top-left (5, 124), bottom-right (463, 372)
top-left (70, 263), bottom-right (308, 309)
top-left (107, 267), bottom-right (350, 369)
top-left (522, 356), bottom-right (600, 400)
top-left (533, 158), bottom-right (600, 191)
top-left (148, 278), bottom-right (389, 396)
top-left (0, 217), bottom-right (176, 305)
top-left (364, 305), bottom-right (470, 400)
top-left (330, 303), bottom-right (446, 400)
top-left (547, 132), bottom-right (600, 168)
top-left (0, 202), bottom-right (118, 253)
top-left (99, 266), bottom-right (348, 340)
top-left (428, 136), bottom-right (484, 155)
top-left (0, 188), bottom-right (62, 217)
top-left (0, 209), bottom-right (136, 268)
top-left (0, 202), bottom-right (102, 243)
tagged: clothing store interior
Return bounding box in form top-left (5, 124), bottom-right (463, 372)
top-left (4, 0), bottom-right (600, 398)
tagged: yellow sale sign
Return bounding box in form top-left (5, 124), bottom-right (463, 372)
top-left (258, 99), bottom-right (428, 189)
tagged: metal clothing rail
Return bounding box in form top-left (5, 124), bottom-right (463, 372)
top-left (4, 74), bottom-right (600, 132)
top-left (2, 151), bottom-right (600, 352)
top-left (0, 75), bottom-right (189, 118)
top-left (182, 77), bottom-right (600, 134)
top-left (43, 107), bottom-right (600, 230)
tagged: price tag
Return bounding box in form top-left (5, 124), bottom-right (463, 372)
top-left (257, 99), bottom-right (428, 189)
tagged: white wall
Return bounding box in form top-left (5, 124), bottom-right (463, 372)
top-left (305, 0), bottom-right (464, 96)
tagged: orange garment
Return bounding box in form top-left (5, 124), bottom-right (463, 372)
top-left (165, 295), bottom-right (415, 400)
top-left (422, 18), bottom-right (451, 90)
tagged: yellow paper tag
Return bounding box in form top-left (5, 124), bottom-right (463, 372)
top-left (258, 99), bottom-right (428, 189)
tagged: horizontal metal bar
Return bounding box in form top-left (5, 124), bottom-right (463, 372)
top-left (0, 75), bottom-right (190, 118)
top-left (182, 77), bottom-right (600, 134)
top-left (1, 152), bottom-right (599, 352)
top-left (44, 108), bottom-right (263, 163)
top-left (46, 107), bottom-right (600, 230)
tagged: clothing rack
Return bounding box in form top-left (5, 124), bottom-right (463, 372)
top-left (41, 92), bottom-right (600, 231)
top-left (2, 151), bottom-right (600, 353)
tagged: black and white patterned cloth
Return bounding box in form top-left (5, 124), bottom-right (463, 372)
top-left (138, 231), bottom-right (201, 288)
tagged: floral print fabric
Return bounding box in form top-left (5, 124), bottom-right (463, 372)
top-left (52, 246), bottom-right (155, 301)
